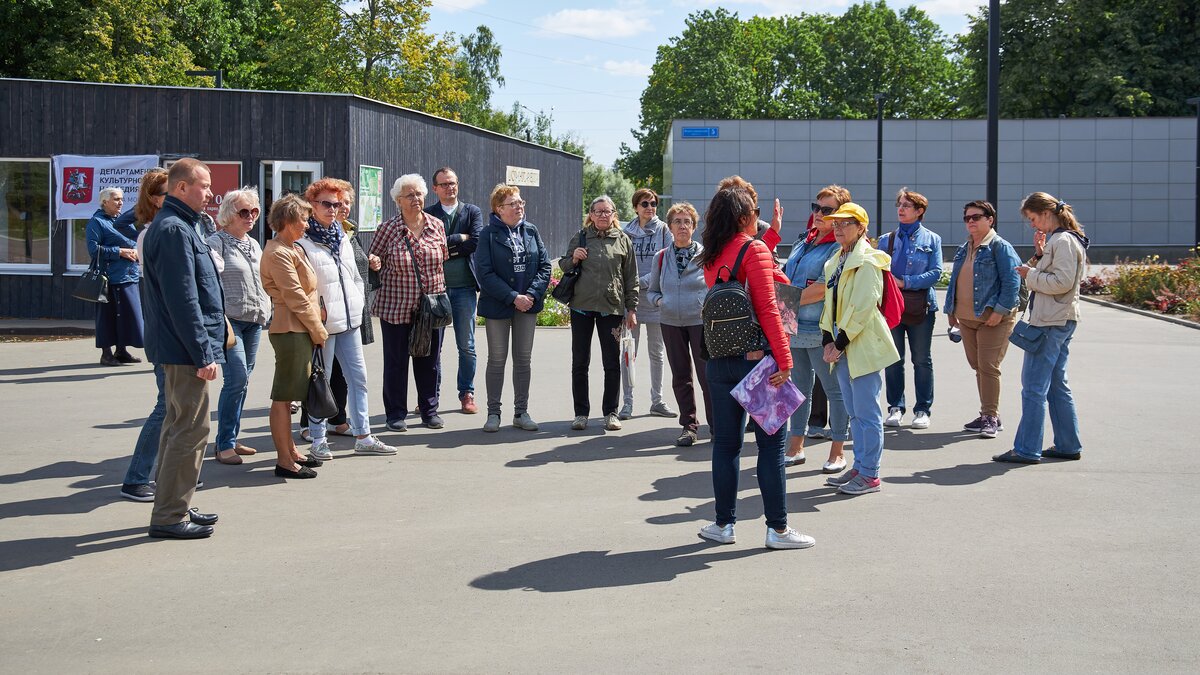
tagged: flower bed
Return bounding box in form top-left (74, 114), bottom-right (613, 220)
top-left (1083, 253), bottom-right (1200, 321)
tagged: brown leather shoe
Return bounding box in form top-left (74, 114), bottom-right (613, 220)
top-left (461, 393), bottom-right (478, 414)
top-left (233, 443), bottom-right (256, 456)
top-left (214, 447), bottom-right (243, 465)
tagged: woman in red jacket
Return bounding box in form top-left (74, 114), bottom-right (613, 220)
top-left (695, 187), bottom-right (814, 550)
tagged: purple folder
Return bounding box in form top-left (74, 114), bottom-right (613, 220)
top-left (730, 355), bottom-right (806, 436)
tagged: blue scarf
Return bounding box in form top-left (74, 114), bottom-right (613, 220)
top-left (891, 220), bottom-right (921, 272)
top-left (305, 216), bottom-right (343, 257)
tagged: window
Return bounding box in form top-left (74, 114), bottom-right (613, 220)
top-left (0, 159), bottom-right (51, 270)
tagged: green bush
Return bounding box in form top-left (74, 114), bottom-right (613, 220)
top-left (1106, 253), bottom-right (1200, 319)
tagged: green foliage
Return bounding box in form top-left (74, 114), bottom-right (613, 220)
top-left (956, 0), bottom-right (1200, 117)
top-left (617, 2), bottom-right (965, 189)
top-left (1106, 255), bottom-right (1200, 319)
top-left (583, 162), bottom-right (635, 221)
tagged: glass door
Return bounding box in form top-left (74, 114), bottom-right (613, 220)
top-left (259, 161), bottom-right (322, 244)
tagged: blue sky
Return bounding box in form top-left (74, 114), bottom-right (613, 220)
top-left (425, 0), bottom-right (983, 167)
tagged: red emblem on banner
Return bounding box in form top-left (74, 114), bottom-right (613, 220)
top-left (62, 167), bottom-right (94, 205)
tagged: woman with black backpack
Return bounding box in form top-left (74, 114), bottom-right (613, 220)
top-left (695, 187), bottom-right (814, 550)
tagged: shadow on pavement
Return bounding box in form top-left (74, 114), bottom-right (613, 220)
top-left (884, 460), bottom-right (1026, 486)
top-left (0, 527), bottom-right (151, 572)
top-left (646, 484), bottom-right (851, 526)
top-left (882, 429), bottom-right (977, 451)
top-left (0, 361), bottom-right (141, 377)
top-left (0, 369), bottom-right (149, 386)
top-left (506, 428), bottom-right (708, 467)
top-left (469, 542), bottom-right (764, 592)
top-left (95, 405), bottom-right (273, 430)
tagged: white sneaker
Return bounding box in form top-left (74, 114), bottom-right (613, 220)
top-left (765, 527), bottom-right (816, 550)
top-left (784, 452), bottom-right (806, 467)
top-left (699, 522), bottom-right (735, 544)
top-left (821, 456), bottom-right (847, 473)
top-left (884, 407), bottom-right (903, 427)
top-left (605, 414), bottom-right (622, 431)
top-left (354, 435), bottom-right (397, 455)
top-left (310, 439), bottom-right (333, 461)
top-left (911, 411), bottom-right (930, 429)
top-left (570, 416), bottom-right (588, 430)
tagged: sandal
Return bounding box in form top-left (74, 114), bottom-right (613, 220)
top-left (329, 424), bottom-right (355, 437)
top-left (214, 447), bottom-right (243, 465)
top-left (233, 443), bottom-right (256, 456)
top-left (299, 428), bottom-right (312, 443)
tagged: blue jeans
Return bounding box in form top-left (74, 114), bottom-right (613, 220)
top-left (836, 360), bottom-right (884, 479)
top-left (310, 328), bottom-right (372, 440)
top-left (706, 356), bottom-right (788, 530)
top-left (1012, 321), bottom-right (1081, 459)
top-left (447, 286), bottom-right (478, 398)
top-left (788, 346), bottom-right (850, 441)
top-left (885, 311), bottom-right (935, 414)
top-left (215, 319), bottom-right (261, 451)
top-left (124, 364), bottom-right (165, 486)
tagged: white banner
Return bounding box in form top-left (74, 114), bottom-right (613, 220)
top-left (52, 154), bottom-right (159, 220)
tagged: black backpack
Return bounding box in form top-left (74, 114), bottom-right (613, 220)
top-left (702, 240), bottom-right (766, 359)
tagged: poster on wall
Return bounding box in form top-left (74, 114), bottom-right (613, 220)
top-left (358, 165), bottom-right (383, 232)
top-left (52, 154), bottom-right (158, 220)
top-left (162, 160), bottom-right (242, 222)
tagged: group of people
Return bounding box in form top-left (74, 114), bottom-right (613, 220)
top-left (86, 159), bottom-right (1086, 545)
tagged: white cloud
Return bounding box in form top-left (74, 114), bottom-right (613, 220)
top-left (535, 8), bottom-right (657, 39)
top-left (603, 59), bottom-right (652, 77)
top-left (431, 0), bottom-right (487, 13)
top-left (685, 0), bottom-right (978, 32)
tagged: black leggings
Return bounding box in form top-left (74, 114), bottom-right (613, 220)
top-left (570, 310), bottom-right (623, 417)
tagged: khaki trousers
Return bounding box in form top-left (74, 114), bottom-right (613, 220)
top-left (956, 312), bottom-right (1017, 417)
top-left (150, 365), bottom-right (210, 526)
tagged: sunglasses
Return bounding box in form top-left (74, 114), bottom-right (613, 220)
top-left (153, 191), bottom-right (167, 197)
top-left (237, 207), bottom-right (261, 219)
top-left (811, 203), bottom-right (836, 216)
top-left (963, 213), bottom-right (990, 223)
top-left (639, 201), bottom-right (658, 208)
top-left (317, 200), bottom-right (344, 210)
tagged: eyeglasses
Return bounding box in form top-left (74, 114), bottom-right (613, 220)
top-left (811, 203), bottom-right (835, 216)
top-left (237, 207), bottom-right (261, 219)
top-left (897, 201), bottom-right (918, 209)
top-left (317, 200), bottom-right (344, 210)
top-left (753, 207), bottom-right (761, 216)
top-left (963, 213), bottom-right (990, 223)
top-left (670, 218), bottom-right (695, 226)
top-left (591, 209), bottom-right (614, 217)
top-left (830, 220), bottom-right (860, 230)
top-left (502, 200), bottom-right (526, 209)
top-left (435, 181), bottom-right (458, 188)
top-left (398, 193), bottom-right (425, 202)
top-left (639, 201), bottom-right (657, 209)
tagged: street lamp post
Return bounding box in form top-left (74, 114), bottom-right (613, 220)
top-left (875, 93), bottom-right (884, 239)
top-left (986, 0), bottom-right (1000, 209)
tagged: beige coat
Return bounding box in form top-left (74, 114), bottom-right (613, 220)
top-left (260, 238), bottom-right (329, 344)
top-left (1025, 230), bottom-right (1086, 327)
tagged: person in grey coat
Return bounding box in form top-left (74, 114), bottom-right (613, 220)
top-left (646, 201), bottom-right (710, 447)
top-left (619, 187), bottom-right (676, 421)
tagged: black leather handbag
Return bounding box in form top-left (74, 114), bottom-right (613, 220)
top-left (551, 231), bottom-right (588, 304)
top-left (403, 236), bottom-right (452, 329)
top-left (305, 346), bottom-right (338, 420)
top-left (72, 256), bottom-right (109, 304)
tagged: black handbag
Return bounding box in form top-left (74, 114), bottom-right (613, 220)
top-left (886, 231), bottom-right (930, 326)
top-left (552, 231), bottom-right (588, 304)
top-left (72, 256), bottom-right (109, 304)
top-left (305, 346), bottom-right (338, 420)
top-left (403, 236), bottom-right (452, 329)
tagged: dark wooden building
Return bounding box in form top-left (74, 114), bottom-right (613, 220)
top-left (0, 78), bottom-right (583, 319)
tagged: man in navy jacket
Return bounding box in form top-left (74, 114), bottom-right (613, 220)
top-left (140, 158), bottom-right (223, 539)
top-left (425, 167), bottom-right (484, 414)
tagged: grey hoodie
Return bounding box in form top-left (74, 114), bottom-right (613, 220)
top-left (622, 216), bottom-right (671, 323)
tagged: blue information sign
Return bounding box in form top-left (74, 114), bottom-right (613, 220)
top-left (681, 126), bottom-right (719, 139)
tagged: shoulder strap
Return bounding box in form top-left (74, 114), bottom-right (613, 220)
top-left (729, 239), bottom-right (756, 279)
top-left (402, 234), bottom-right (427, 293)
top-left (887, 230), bottom-right (897, 255)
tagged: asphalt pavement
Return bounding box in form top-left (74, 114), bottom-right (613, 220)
top-left (0, 300), bottom-right (1197, 673)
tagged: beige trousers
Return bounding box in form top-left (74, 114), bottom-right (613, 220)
top-left (150, 365), bottom-right (210, 526)
top-left (956, 312), bottom-right (1017, 417)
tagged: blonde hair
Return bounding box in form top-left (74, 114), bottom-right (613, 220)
top-left (216, 186), bottom-right (260, 228)
top-left (585, 195), bottom-right (618, 229)
top-left (1021, 191), bottom-right (1085, 235)
top-left (267, 193), bottom-right (311, 233)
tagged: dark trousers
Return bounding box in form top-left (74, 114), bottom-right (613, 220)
top-left (707, 356), bottom-right (788, 530)
top-left (380, 320), bottom-right (443, 422)
top-left (570, 311), bottom-right (622, 417)
top-left (300, 357), bottom-right (348, 427)
top-left (808, 378), bottom-right (828, 429)
top-left (660, 323), bottom-right (711, 431)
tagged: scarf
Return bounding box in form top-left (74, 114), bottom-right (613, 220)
top-left (891, 220), bottom-right (921, 272)
top-left (672, 241), bottom-right (698, 275)
top-left (219, 231), bottom-right (254, 261)
top-left (306, 216), bottom-right (343, 257)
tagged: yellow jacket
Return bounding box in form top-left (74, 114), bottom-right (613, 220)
top-left (819, 238), bottom-right (900, 378)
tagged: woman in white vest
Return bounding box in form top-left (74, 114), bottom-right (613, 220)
top-left (299, 178), bottom-right (396, 460)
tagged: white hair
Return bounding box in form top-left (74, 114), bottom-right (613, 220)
top-left (390, 174), bottom-right (428, 204)
top-left (216, 186), bottom-right (260, 228)
top-left (99, 187), bottom-right (123, 203)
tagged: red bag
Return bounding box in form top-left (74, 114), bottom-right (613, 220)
top-left (879, 270), bottom-right (903, 329)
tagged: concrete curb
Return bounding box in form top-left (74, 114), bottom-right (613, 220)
top-left (0, 322), bottom-right (94, 336)
top-left (1081, 295), bottom-right (1200, 331)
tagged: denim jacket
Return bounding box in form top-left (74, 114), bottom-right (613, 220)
top-left (782, 234), bottom-right (839, 340)
top-left (86, 208), bottom-right (140, 284)
top-left (878, 223), bottom-right (943, 312)
top-left (943, 230), bottom-right (1022, 318)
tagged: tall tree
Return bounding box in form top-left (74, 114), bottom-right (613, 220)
top-left (454, 26), bottom-right (508, 130)
top-left (957, 0), bottom-right (1200, 117)
top-left (582, 162), bottom-right (635, 220)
